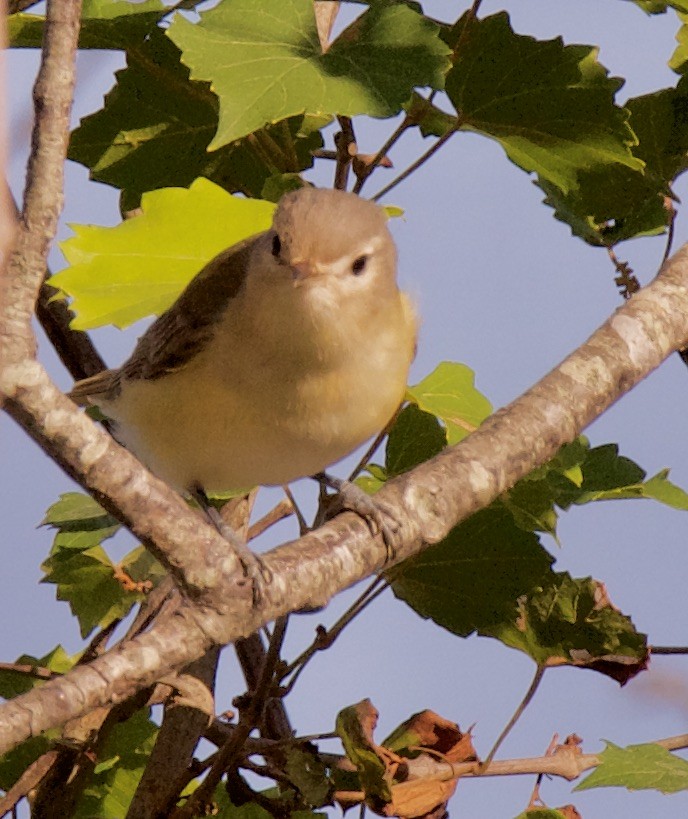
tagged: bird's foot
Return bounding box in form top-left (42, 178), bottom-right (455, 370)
top-left (314, 472), bottom-right (401, 564)
top-left (193, 489), bottom-right (271, 606)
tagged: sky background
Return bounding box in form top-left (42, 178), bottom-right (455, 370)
top-left (5, 1), bottom-right (688, 816)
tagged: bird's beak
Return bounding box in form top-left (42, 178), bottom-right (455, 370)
top-left (289, 259), bottom-right (320, 283)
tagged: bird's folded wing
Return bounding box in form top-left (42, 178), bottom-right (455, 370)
top-left (68, 233), bottom-right (261, 402)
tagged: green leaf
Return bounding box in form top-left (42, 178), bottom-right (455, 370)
top-left (406, 361), bottom-right (492, 445)
top-left (512, 810), bottom-right (568, 819)
top-left (538, 166), bottom-right (668, 246)
top-left (389, 506), bottom-right (554, 636)
top-left (386, 404), bottom-right (446, 477)
top-left (73, 710), bottom-right (158, 817)
top-left (211, 787), bottom-right (326, 819)
top-left (68, 29), bottom-right (325, 208)
top-left (504, 440), bottom-right (688, 537)
top-left (576, 742), bottom-right (688, 793)
top-left (42, 492), bottom-right (120, 551)
top-left (538, 75), bottom-right (688, 246)
top-left (9, 0), bottom-right (165, 50)
top-left (41, 544), bottom-right (141, 638)
top-left (283, 744), bottom-right (332, 808)
top-left (336, 700), bottom-right (392, 805)
top-left (556, 443), bottom-right (688, 508)
top-left (445, 13), bottom-right (642, 195)
top-left (404, 91), bottom-right (458, 138)
top-left (0, 736), bottom-right (52, 792)
top-left (502, 478), bottom-right (561, 540)
top-left (484, 573), bottom-right (648, 682)
top-left (52, 178), bottom-right (275, 329)
top-left (0, 645), bottom-right (76, 699)
top-left (627, 77), bottom-right (688, 186)
top-left (120, 545), bottom-right (166, 589)
top-left (623, 0), bottom-right (688, 11)
top-left (670, 12), bottom-right (688, 73)
top-left (167, 0), bottom-right (450, 149)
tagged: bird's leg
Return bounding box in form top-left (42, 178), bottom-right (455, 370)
top-left (312, 472), bottom-right (400, 563)
top-left (190, 487), bottom-right (271, 606)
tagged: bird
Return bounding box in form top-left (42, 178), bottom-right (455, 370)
top-left (70, 186), bottom-right (418, 597)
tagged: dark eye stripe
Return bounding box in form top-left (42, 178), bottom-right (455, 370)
top-left (272, 234), bottom-right (281, 257)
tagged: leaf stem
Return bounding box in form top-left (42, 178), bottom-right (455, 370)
top-left (371, 126), bottom-right (459, 202)
top-left (481, 664), bottom-right (546, 770)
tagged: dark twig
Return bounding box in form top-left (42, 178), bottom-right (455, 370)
top-left (174, 618), bottom-right (289, 817)
top-left (334, 116), bottom-right (356, 191)
top-left (279, 577), bottom-right (387, 694)
top-left (652, 645), bottom-right (688, 655)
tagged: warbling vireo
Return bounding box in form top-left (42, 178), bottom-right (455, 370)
top-left (70, 187), bottom-right (418, 589)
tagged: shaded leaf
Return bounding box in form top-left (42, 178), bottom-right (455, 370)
top-left (0, 645), bottom-right (76, 699)
top-left (538, 165), bottom-right (668, 246)
top-left (52, 178), bottom-right (275, 329)
top-left (406, 361), bottom-right (492, 445)
top-left (386, 404), bottom-right (447, 477)
top-left (539, 75), bottom-right (688, 245)
top-left (284, 744), bottom-right (332, 808)
top-left (404, 92), bottom-right (457, 138)
top-left (9, 0), bottom-right (164, 50)
top-left (627, 76), bottom-right (688, 186)
top-left (0, 735), bottom-right (53, 792)
top-left (389, 506), bottom-right (554, 636)
top-left (68, 29), bottom-right (324, 208)
top-left (576, 742), bottom-right (688, 793)
top-left (504, 438), bottom-right (688, 539)
top-left (168, 0), bottom-right (450, 148)
top-left (445, 13), bottom-right (642, 195)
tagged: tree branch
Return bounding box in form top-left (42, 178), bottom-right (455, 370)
top-left (2, 242), bottom-right (688, 754)
top-left (0, 0), bottom-right (82, 372)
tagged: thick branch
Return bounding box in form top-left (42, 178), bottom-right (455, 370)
top-left (1, 245), bottom-right (688, 753)
top-left (0, 0), bottom-right (81, 369)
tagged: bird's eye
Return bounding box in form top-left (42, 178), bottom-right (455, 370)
top-left (351, 255), bottom-right (368, 275)
top-left (271, 234), bottom-right (281, 257)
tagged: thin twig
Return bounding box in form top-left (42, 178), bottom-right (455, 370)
top-left (348, 404), bottom-right (402, 482)
top-left (282, 484), bottom-right (309, 535)
top-left (371, 126), bottom-right (459, 202)
top-left (651, 645), bottom-right (688, 655)
top-left (352, 117), bottom-right (413, 195)
top-left (279, 578), bottom-right (387, 693)
top-left (481, 665), bottom-right (546, 769)
top-left (662, 197), bottom-right (676, 265)
top-left (247, 498), bottom-right (294, 541)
